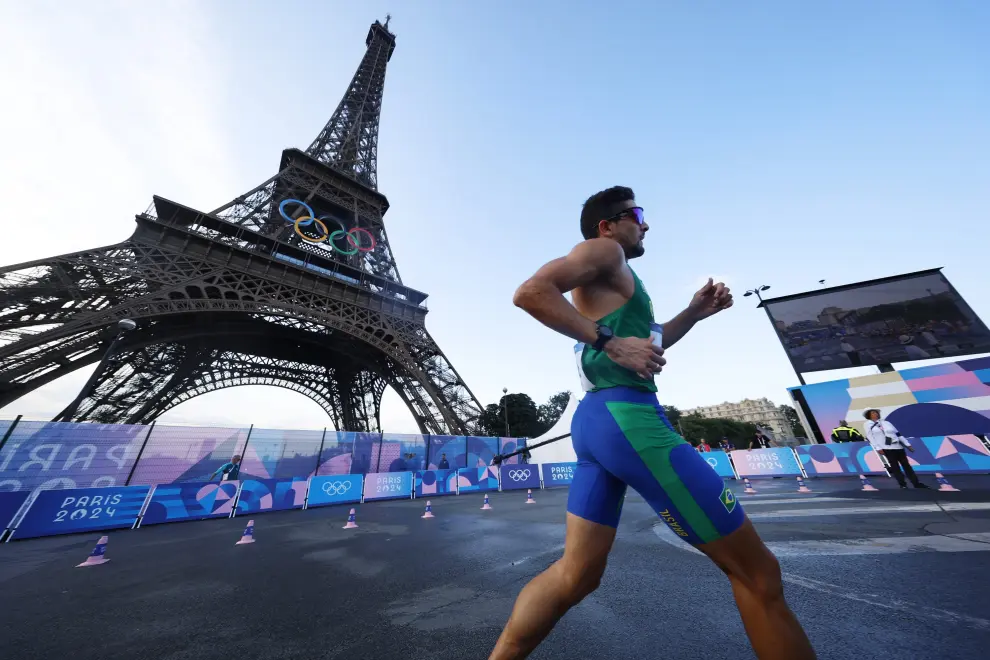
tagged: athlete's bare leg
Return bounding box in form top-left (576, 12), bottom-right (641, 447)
top-left (491, 513), bottom-right (814, 660)
top-left (697, 518), bottom-right (816, 660)
top-left (489, 513), bottom-right (615, 660)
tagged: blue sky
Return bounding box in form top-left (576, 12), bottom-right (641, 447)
top-left (1, 1), bottom-right (988, 432)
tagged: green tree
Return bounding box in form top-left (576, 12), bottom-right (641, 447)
top-left (679, 413), bottom-right (757, 447)
top-left (663, 405), bottom-right (682, 429)
top-left (537, 391), bottom-right (571, 432)
top-left (477, 404), bottom-right (503, 437)
top-left (779, 404), bottom-right (805, 438)
top-left (478, 393), bottom-right (543, 438)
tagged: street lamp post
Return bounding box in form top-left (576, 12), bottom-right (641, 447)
top-left (53, 318), bottom-right (138, 422)
top-left (502, 387), bottom-right (510, 437)
top-left (743, 285), bottom-right (807, 386)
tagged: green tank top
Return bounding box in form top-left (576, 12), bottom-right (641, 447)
top-left (574, 268), bottom-right (663, 393)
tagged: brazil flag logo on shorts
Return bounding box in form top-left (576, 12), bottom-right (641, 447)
top-left (719, 486), bottom-right (736, 514)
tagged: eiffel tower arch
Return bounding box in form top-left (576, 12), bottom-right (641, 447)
top-left (0, 18), bottom-right (484, 435)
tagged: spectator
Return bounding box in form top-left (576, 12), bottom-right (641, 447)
top-left (696, 439), bottom-right (712, 452)
top-left (749, 431), bottom-right (771, 450)
top-left (719, 437), bottom-right (734, 452)
top-left (210, 455), bottom-right (241, 482)
top-left (438, 452), bottom-right (450, 470)
top-left (863, 409), bottom-right (929, 489)
top-left (830, 421), bottom-right (865, 443)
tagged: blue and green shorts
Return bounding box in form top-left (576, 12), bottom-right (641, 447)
top-left (567, 387), bottom-right (745, 545)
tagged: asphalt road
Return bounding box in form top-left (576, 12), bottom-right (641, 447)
top-left (1, 475), bottom-right (989, 659)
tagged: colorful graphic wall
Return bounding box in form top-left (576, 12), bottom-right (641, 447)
top-left (0, 421), bottom-right (148, 492)
top-left (0, 419), bottom-right (526, 494)
top-left (236, 478), bottom-right (308, 514)
top-left (141, 481), bottom-right (240, 525)
top-left (456, 466), bottom-right (499, 492)
top-left (128, 425), bottom-right (249, 486)
top-left (790, 356), bottom-right (990, 443)
top-left (414, 470), bottom-right (457, 497)
top-left (796, 442), bottom-right (886, 477)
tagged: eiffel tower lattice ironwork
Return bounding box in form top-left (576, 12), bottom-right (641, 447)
top-left (0, 18), bottom-right (484, 434)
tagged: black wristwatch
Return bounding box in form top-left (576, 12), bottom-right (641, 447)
top-left (592, 324), bottom-right (614, 352)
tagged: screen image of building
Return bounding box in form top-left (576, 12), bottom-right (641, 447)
top-left (683, 398), bottom-right (792, 440)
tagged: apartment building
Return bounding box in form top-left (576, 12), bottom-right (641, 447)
top-left (683, 397), bottom-right (792, 439)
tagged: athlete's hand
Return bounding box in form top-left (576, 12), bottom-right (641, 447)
top-left (907, 446), bottom-right (915, 453)
top-left (605, 336), bottom-right (666, 380)
top-left (689, 278), bottom-right (733, 320)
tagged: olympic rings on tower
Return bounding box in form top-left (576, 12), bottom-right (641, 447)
top-left (278, 198), bottom-right (376, 254)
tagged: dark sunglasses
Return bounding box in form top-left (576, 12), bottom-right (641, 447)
top-left (603, 206), bottom-right (645, 225)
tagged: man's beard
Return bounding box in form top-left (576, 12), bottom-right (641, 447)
top-left (625, 242), bottom-right (645, 259)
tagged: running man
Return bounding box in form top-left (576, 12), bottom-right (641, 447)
top-left (490, 187), bottom-right (815, 660)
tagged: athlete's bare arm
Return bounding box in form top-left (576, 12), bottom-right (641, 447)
top-left (660, 277), bottom-right (734, 349)
top-left (513, 238), bottom-right (665, 379)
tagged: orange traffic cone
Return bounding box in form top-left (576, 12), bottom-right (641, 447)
top-left (525, 489), bottom-right (535, 504)
top-left (935, 473), bottom-right (960, 492)
top-left (76, 535), bottom-right (110, 567)
top-left (481, 494), bottom-right (492, 510)
top-left (743, 478), bottom-right (757, 494)
top-left (859, 474), bottom-right (879, 492)
top-left (235, 519), bottom-right (256, 545)
top-left (796, 477), bottom-right (812, 493)
top-left (422, 501), bottom-right (435, 518)
top-left (343, 508), bottom-right (358, 529)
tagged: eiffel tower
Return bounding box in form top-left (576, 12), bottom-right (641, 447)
top-left (0, 17), bottom-right (484, 435)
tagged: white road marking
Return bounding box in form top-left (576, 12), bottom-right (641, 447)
top-left (765, 533), bottom-right (990, 556)
top-left (740, 497), bottom-right (854, 506)
top-left (652, 525), bottom-right (990, 556)
top-left (736, 492), bottom-right (815, 498)
top-left (782, 573), bottom-right (990, 631)
top-left (747, 502), bottom-right (990, 520)
top-left (946, 532), bottom-right (990, 545)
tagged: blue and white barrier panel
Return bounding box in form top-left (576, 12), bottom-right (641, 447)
top-left (0, 491), bottom-right (29, 529)
top-left (308, 475), bottom-right (363, 507)
top-left (363, 471), bottom-right (413, 501)
top-left (701, 450), bottom-right (737, 478)
top-left (12, 486), bottom-right (151, 540)
top-left (499, 464), bottom-right (540, 491)
top-left (541, 462), bottom-right (577, 487)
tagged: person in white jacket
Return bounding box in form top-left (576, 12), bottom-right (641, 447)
top-left (862, 409), bottom-right (929, 489)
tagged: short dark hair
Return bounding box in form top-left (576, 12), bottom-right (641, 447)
top-left (863, 409), bottom-right (880, 420)
top-left (580, 186), bottom-right (635, 240)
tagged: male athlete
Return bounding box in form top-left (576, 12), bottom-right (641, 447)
top-left (490, 187), bottom-right (815, 660)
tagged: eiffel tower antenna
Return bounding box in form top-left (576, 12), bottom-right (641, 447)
top-left (306, 15), bottom-right (396, 189)
top-left (0, 18), bottom-right (484, 434)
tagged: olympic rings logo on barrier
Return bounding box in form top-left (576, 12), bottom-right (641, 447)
top-left (705, 457), bottom-right (718, 468)
top-left (321, 480), bottom-right (353, 496)
top-left (508, 469), bottom-right (532, 481)
top-left (278, 198), bottom-right (376, 254)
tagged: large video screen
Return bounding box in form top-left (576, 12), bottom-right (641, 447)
top-left (762, 270), bottom-right (990, 373)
